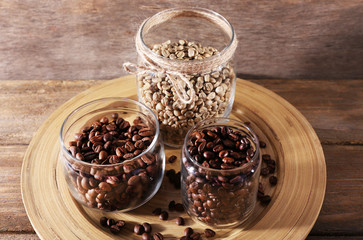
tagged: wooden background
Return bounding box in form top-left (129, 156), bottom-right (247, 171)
top-left (0, 0), bottom-right (362, 239)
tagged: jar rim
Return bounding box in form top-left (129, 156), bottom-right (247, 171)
top-left (182, 117), bottom-right (260, 173)
top-left (59, 97), bottom-right (160, 167)
top-left (137, 7), bottom-right (237, 73)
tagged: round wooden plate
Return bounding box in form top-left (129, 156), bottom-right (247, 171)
top-left (21, 76), bottom-right (326, 240)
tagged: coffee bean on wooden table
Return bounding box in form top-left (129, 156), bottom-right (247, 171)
top-left (152, 207), bottom-right (162, 215)
top-left (168, 200), bottom-right (176, 211)
top-left (184, 227), bottom-right (194, 237)
top-left (168, 155), bottom-right (177, 163)
top-left (269, 176), bottom-right (278, 185)
top-left (190, 232), bottom-right (201, 240)
top-left (153, 232), bottom-right (164, 240)
top-left (100, 216), bottom-right (108, 227)
top-left (176, 217), bottom-right (185, 226)
top-left (204, 228), bottom-right (216, 238)
top-left (110, 225), bottom-right (121, 234)
top-left (159, 211), bottom-right (169, 220)
top-left (134, 224), bottom-right (145, 235)
top-left (142, 232), bottom-right (151, 240)
top-left (142, 222), bottom-right (152, 233)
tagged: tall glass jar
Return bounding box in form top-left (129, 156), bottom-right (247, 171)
top-left (134, 7), bottom-right (238, 147)
top-left (181, 118), bottom-right (261, 227)
top-left (60, 98), bottom-right (165, 212)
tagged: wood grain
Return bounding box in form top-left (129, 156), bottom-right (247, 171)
top-left (0, 0), bottom-right (362, 80)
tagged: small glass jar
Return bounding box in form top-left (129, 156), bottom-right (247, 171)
top-left (181, 118), bottom-right (261, 227)
top-left (135, 7), bottom-right (237, 147)
top-left (60, 98), bottom-right (165, 212)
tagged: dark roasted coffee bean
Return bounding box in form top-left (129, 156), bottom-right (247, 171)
top-left (259, 140), bottom-right (266, 148)
top-left (203, 151), bottom-right (214, 160)
top-left (175, 203), bottom-right (184, 212)
top-left (142, 222), bottom-right (152, 233)
top-left (108, 155), bottom-right (120, 164)
top-left (111, 112), bottom-right (118, 119)
top-left (168, 155), bottom-right (177, 163)
top-left (134, 224), bottom-right (145, 235)
top-left (159, 211), bottom-right (168, 220)
top-left (260, 195), bottom-right (272, 205)
top-left (123, 153), bottom-right (135, 159)
top-left (115, 220), bottom-right (126, 228)
top-left (190, 232), bottom-right (201, 240)
top-left (269, 176), bottom-right (278, 185)
top-left (176, 217), bottom-right (185, 225)
top-left (152, 207), bottom-right (162, 215)
top-left (100, 216), bottom-right (108, 227)
top-left (125, 141), bottom-right (135, 152)
top-left (135, 140), bottom-right (145, 149)
top-left (110, 225), bottom-right (121, 234)
top-left (106, 218), bottom-right (115, 227)
top-left (142, 232), bottom-right (151, 240)
top-left (168, 200), bottom-right (176, 211)
top-left (153, 232), bottom-right (164, 240)
top-left (99, 150), bottom-right (108, 160)
top-left (223, 139), bottom-right (235, 148)
top-left (261, 167), bottom-right (270, 176)
top-left (204, 228), bottom-right (216, 238)
top-left (218, 149), bottom-right (229, 158)
top-left (139, 128), bottom-right (153, 137)
top-left (184, 227), bottom-right (194, 237)
top-left (212, 144), bottom-right (223, 152)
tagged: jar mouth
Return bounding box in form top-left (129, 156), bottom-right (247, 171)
top-left (138, 7), bottom-right (237, 73)
top-left (59, 97), bottom-right (160, 167)
top-left (182, 117), bottom-right (260, 173)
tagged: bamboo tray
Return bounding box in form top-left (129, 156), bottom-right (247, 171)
top-left (21, 76), bottom-right (326, 239)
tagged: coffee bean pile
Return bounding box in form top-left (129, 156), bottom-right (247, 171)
top-left (182, 126), bottom-right (261, 226)
top-left (64, 114), bottom-right (163, 211)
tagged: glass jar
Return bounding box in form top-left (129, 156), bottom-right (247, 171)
top-left (135, 7), bottom-right (237, 147)
top-left (181, 118), bottom-right (261, 227)
top-left (60, 98), bottom-right (165, 212)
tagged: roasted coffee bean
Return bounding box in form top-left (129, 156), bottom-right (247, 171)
top-left (259, 140), bottom-right (266, 148)
top-left (139, 128), bottom-right (154, 137)
top-left (168, 200), bottom-right (176, 211)
top-left (204, 228), bottom-right (216, 238)
top-left (110, 225), bottom-right (121, 234)
top-left (190, 232), bottom-right (201, 240)
top-left (184, 227), bottom-right (194, 237)
top-left (106, 218), bottom-right (115, 227)
top-left (100, 216), bottom-right (108, 227)
top-left (142, 232), bottom-right (151, 240)
top-left (260, 195), bottom-right (272, 205)
top-left (175, 203), bottom-right (184, 212)
top-left (203, 151), bottom-right (214, 160)
top-left (142, 222), bottom-right (152, 233)
top-left (159, 211), bottom-right (168, 220)
top-left (180, 237), bottom-right (190, 240)
top-left (108, 155), bottom-right (120, 164)
top-left (111, 112), bottom-right (118, 119)
top-left (153, 232), bottom-right (164, 240)
top-left (269, 176), bottom-right (278, 185)
top-left (134, 224), bottom-right (145, 235)
top-left (115, 220), bottom-right (126, 228)
top-left (261, 167), bottom-right (270, 176)
top-left (152, 207), bottom-right (162, 215)
top-left (176, 217), bottom-right (185, 225)
top-left (168, 155), bottom-right (177, 163)
top-left (99, 150), bottom-right (108, 160)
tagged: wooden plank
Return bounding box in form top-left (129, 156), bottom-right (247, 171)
top-left (0, 233), bottom-right (38, 240)
top-left (0, 79), bottom-right (361, 145)
top-left (1, 144), bottom-right (362, 235)
top-left (0, 1), bottom-right (362, 80)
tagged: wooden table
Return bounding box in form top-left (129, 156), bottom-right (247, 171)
top-left (0, 1), bottom-right (362, 239)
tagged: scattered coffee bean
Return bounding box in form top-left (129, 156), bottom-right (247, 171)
top-left (153, 232), bottom-right (164, 240)
top-left (100, 216), bottom-right (108, 227)
top-left (269, 176), bottom-right (278, 185)
top-left (152, 207), bottom-right (162, 216)
top-left (134, 224), bottom-right (145, 235)
top-left (190, 232), bottom-right (201, 240)
top-left (175, 203), bottom-right (184, 212)
top-left (168, 155), bottom-right (178, 163)
top-left (115, 220), bottom-right (126, 228)
top-left (260, 195), bottom-right (272, 205)
top-left (259, 140), bottom-right (266, 148)
top-left (176, 217), bottom-right (185, 226)
top-left (110, 225), bottom-right (121, 234)
top-left (159, 211), bottom-right (169, 220)
top-left (204, 228), bottom-right (216, 238)
top-left (184, 227), bottom-right (194, 237)
top-left (168, 200), bottom-right (176, 211)
top-left (261, 167), bottom-right (270, 176)
top-left (106, 218), bottom-right (115, 227)
top-left (142, 232), bottom-right (151, 240)
top-left (142, 222), bottom-right (152, 233)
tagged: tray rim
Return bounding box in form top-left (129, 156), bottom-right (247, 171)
top-left (21, 76), bottom-right (326, 240)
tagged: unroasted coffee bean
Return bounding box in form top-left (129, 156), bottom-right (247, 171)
top-left (184, 227), bottom-right (194, 237)
top-left (159, 211), bottom-right (168, 220)
top-left (269, 176), bottom-right (278, 185)
top-left (134, 224), bottom-right (145, 235)
top-left (153, 232), bottom-right (164, 240)
top-left (152, 207), bottom-right (162, 215)
top-left (176, 217), bottom-right (185, 225)
top-left (168, 155), bottom-right (177, 163)
top-left (204, 228), bottom-right (216, 238)
top-left (142, 222), bottom-right (152, 233)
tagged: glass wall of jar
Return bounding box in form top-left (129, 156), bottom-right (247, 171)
top-left (181, 118), bottom-right (261, 227)
top-left (60, 98), bottom-right (165, 212)
top-left (134, 7), bottom-right (238, 147)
